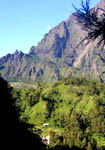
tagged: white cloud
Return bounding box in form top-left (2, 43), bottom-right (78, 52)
top-left (47, 25), bottom-right (52, 32)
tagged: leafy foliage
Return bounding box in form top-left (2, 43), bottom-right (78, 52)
top-left (12, 77), bottom-right (105, 149)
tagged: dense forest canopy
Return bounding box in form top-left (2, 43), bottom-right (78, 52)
top-left (0, 68), bottom-right (105, 150)
top-left (11, 77), bottom-right (105, 149)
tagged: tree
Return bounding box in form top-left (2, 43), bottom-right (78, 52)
top-left (0, 76), bottom-right (45, 149)
top-left (72, 0), bottom-right (105, 80)
top-left (73, 0), bottom-right (105, 48)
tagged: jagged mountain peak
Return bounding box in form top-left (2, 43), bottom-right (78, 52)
top-left (14, 50), bottom-right (24, 55)
top-left (0, 50), bottom-right (24, 66)
top-left (0, 0), bottom-right (105, 83)
top-left (95, 0), bottom-right (105, 10)
top-left (29, 20), bottom-right (69, 60)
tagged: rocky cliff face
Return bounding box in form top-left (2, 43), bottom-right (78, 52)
top-left (30, 21), bottom-right (69, 60)
top-left (0, 0), bottom-right (105, 82)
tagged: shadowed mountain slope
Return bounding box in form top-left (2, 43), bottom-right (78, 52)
top-left (0, 76), bottom-right (45, 149)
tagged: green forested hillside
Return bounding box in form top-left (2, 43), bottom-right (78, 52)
top-left (0, 76), bottom-right (45, 149)
top-left (12, 77), bottom-right (105, 150)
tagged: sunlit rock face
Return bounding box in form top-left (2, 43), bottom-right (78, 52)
top-left (0, 0), bottom-right (105, 82)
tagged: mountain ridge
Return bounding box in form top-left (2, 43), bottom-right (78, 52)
top-left (0, 0), bottom-right (105, 83)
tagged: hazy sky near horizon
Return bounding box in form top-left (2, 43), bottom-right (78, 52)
top-left (0, 0), bottom-right (99, 57)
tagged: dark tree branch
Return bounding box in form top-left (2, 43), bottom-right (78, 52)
top-left (72, 0), bottom-right (105, 82)
top-left (95, 52), bottom-right (105, 63)
top-left (73, 0), bottom-right (105, 48)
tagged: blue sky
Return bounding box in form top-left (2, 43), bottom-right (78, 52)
top-left (0, 0), bottom-right (99, 57)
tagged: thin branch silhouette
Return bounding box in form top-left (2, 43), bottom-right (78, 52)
top-left (73, 0), bottom-right (105, 48)
top-left (72, 0), bottom-right (105, 82)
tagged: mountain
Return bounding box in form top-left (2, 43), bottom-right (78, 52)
top-left (0, 0), bottom-right (105, 83)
